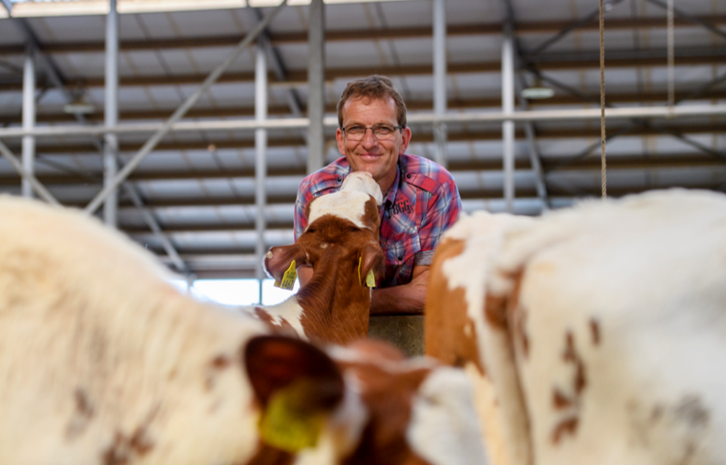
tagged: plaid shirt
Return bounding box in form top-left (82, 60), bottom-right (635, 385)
top-left (294, 154), bottom-right (462, 287)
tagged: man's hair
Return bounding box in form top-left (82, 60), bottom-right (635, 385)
top-left (337, 75), bottom-right (407, 128)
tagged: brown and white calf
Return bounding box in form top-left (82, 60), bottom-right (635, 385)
top-left (250, 171), bottom-right (386, 345)
top-left (425, 189), bottom-right (726, 465)
top-left (0, 195), bottom-right (486, 465)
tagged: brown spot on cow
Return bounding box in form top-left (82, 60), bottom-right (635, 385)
top-left (205, 354), bottom-right (234, 390)
top-left (589, 319), bottom-right (601, 346)
top-left (674, 395), bottom-right (709, 428)
top-left (424, 237), bottom-right (485, 375)
top-left (484, 293), bottom-right (508, 330)
top-left (552, 389), bottom-right (573, 410)
top-left (211, 354), bottom-right (231, 370)
top-left (506, 270), bottom-right (529, 358)
top-left (253, 307), bottom-right (299, 338)
top-left (551, 416), bottom-right (579, 445)
top-left (66, 388), bottom-right (95, 440)
top-left (101, 425), bottom-right (155, 465)
top-left (550, 331), bottom-right (588, 444)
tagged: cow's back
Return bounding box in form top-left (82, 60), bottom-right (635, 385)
top-left (0, 196), bottom-right (263, 464)
top-left (502, 189), bottom-right (726, 465)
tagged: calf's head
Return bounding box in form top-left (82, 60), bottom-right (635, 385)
top-left (264, 172), bottom-right (385, 302)
top-left (245, 335), bottom-right (487, 465)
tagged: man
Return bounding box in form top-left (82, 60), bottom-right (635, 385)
top-left (294, 75), bottom-right (462, 315)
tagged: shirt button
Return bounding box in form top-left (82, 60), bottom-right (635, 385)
top-left (337, 177), bottom-right (343, 183)
top-left (406, 173), bottom-right (412, 179)
top-left (398, 256), bottom-right (403, 260)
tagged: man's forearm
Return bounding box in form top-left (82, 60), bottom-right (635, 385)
top-left (370, 284), bottom-right (425, 315)
top-left (370, 268), bottom-right (430, 315)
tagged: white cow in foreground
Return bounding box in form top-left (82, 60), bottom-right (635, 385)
top-left (0, 195), bottom-right (486, 465)
top-left (425, 189), bottom-right (726, 465)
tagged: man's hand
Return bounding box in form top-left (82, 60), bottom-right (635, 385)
top-left (298, 264), bottom-right (430, 315)
top-left (370, 265), bottom-right (430, 315)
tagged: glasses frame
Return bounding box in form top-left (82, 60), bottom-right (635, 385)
top-left (341, 124), bottom-right (405, 141)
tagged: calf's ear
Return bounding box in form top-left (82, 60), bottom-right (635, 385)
top-left (244, 335), bottom-right (344, 409)
top-left (244, 336), bottom-right (345, 452)
top-left (360, 243), bottom-right (385, 286)
top-left (263, 244), bottom-right (308, 282)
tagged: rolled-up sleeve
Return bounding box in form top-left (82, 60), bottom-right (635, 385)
top-left (293, 183), bottom-right (312, 242)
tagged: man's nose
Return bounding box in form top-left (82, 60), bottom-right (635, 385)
top-left (361, 128), bottom-right (377, 148)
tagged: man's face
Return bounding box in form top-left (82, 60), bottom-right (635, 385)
top-left (336, 96), bottom-right (412, 193)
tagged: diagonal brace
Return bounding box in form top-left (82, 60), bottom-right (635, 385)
top-left (83, 0), bottom-right (288, 216)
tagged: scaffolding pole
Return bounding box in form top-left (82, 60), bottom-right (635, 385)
top-left (307, 0), bottom-right (325, 174)
top-left (21, 45), bottom-right (35, 198)
top-left (433, 0), bottom-right (447, 168)
top-left (255, 40), bottom-right (268, 303)
top-left (104, 0), bottom-right (119, 227)
top-left (502, 27), bottom-right (516, 213)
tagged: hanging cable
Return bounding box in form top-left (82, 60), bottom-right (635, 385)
top-left (667, 0), bottom-right (675, 109)
top-left (599, 0), bottom-right (607, 199)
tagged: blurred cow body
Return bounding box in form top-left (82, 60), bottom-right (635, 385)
top-left (0, 195), bottom-right (485, 465)
top-left (426, 189), bottom-right (726, 465)
top-left (251, 171), bottom-right (385, 345)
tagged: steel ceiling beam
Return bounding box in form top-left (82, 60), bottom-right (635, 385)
top-left (1, 153), bottom-right (721, 187)
top-left (645, 0), bottom-right (726, 41)
top-left (2, 47), bottom-right (724, 93)
top-left (1, 121), bottom-right (723, 155)
top-left (1, 16), bottom-right (725, 57)
top-left (527, 0), bottom-right (624, 58)
top-left (3, 90), bottom-right (725, 125)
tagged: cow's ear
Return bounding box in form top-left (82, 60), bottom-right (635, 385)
top-left (360, 242), bottom-right (385, 286)
top-left (244, 336), bottom-right (345, 452)
top-left (244, 335), bottom-right (344, 409)
top-left (263, 244), bottom-right (308, 282)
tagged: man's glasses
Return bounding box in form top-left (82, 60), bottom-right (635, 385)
top-left (342, 124), bottom-right (403, 141)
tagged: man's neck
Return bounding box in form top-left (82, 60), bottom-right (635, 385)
top-left (376, 167), bottom-right (398, 197)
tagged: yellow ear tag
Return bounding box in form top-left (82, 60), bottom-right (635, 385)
top-left (358, 257), bottom-right (376, 288)
top-left (274, 260), bottom-right (297, 290)
top-left (258, 382), bottom-right (325, 453)
top-left (366, 269), bottom-right (376, 288)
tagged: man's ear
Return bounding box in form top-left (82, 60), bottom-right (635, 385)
top-left (244, 335), bottom-right (345, 411)
top-left (360, 242), bottom-right (385, 286)
top-left (264, 245), bottom-right (308, 282)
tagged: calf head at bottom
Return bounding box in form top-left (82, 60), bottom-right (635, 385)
top-left (244, 336), bottom-right (487, 465)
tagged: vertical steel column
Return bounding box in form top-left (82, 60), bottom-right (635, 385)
top-left (21, 45), bottom-right (35, 198)
top-left (255, 40), bottom-right (268, 303)
top-left (433, 0), bottom-right (447, 168)
top-left (104, 0), bottom-right (119, 226)
top-left (502, 27), bottom-right (516, 213)
top-left (307, 0), bottom-right (325, 174)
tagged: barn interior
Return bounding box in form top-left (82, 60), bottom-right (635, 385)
top-left (0, 0), bottom-right (724, 324)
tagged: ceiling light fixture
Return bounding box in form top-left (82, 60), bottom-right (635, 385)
top-left (63, 96), bottom-right (96, 115)
top-left (521, 78), bottom-right (555, 100)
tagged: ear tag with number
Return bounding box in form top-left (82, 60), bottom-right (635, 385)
top-left (358, 257), bottom-right (376, 288)
top-left (274, 260), bottom-right (297, 290)
top-left (258, 381), bottom-right (325, 453)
